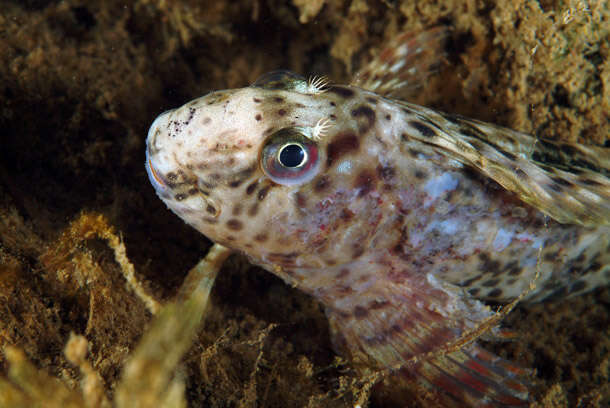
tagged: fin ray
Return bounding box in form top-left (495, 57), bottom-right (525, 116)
top-left (397, 102), bottom-right (610, 226)
top-left (325, 260), bottom-right (530, 407)
top-left (351, 27), bottom-right (449, 99)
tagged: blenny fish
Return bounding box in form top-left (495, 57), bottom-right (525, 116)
top-left (145, 28), bottom-right (610, 406)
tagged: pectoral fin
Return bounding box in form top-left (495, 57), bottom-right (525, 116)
top-left (324, 260), bottom-right (529, 406)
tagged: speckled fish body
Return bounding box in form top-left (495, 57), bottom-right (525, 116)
top-left (146, 29), bottom-right (610, 406)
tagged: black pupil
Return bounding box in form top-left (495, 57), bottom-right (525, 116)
top-left (279, 144), bottom-right (305, 168)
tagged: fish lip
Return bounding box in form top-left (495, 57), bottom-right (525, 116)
top-left (145, 148), bottom-right (167, 193)
top-left (145, 110), bottom-right (173, 192)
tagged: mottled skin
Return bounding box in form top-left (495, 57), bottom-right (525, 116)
top-left (147, 84), bottom-right (608, 301)
top-left (146, 30), bottom-right (609, 407)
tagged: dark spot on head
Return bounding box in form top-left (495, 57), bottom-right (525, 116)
top-left (206, 204), bottom-right (217, 215)
top-left (229, 165), bottom-right (256, 188)
top-left (385, 114), bottom-right (391, 120)
top-left (278, 108), bottom-right (287, 116)
top-left (174, 193), bottom-right (186, 201)
top-left (327, 85), bottom-right (355, 98)
top-left (203, 117), bottom-right (211, 125)
top-left (166, 172), bottom-right (177, 182)
top-left (246, 181), bottom-right (258, 195)
top-left (329, 101), bottom-right (336, 107)
top-left (354, 169), bottom-right (376, 197)
top-left (366, 97), bottom-right (378, 104)
top-left (353, 306), bottom-right (369, 319)
top-left (248, 203), bottom-right (259, 216)
top-left (295, 192), bottom-right (307, 208)
top-left (202, 217), bottom-right (218, 224)
top-left (327, 132), bottom-right (360, 167)
top-left (273, 97), bottom-right (284, 103)
top-left (314, 175), bottom-right (331, 193)
top-left (226, 219), bottom-right (243, 231)
top-left (258, 185), bottom-right (271, 201)
top-left (468, 288), bottom-right (480, 296)
top-left (254, 233), bottom-right (268, 242)
top-left (487, 288), bottom-right (503, 297)
top-left (253, 97), bottom-right (262, 103)
top-left (187, 187), bottom-right (198, 195)
top-left (232, 204), bottom-right (242, 216)
top-left (255, 114), bottom-right (262, 121)
top-left (225, 235), bottom-right (236, 241)
top-left (409, 121), bottom-right (437, 138)
top-left (351, 105), bottom-right (376, 134)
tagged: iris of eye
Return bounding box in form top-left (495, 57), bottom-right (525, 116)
top-left (278, 144), bottom-right (306, 168)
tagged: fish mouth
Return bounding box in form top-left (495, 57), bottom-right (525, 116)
top-left (145, 150), bottom-right (166, 193)
top-left (145, 110), bottom-right (174, 193)
top-left (144, 151), bottom-right (167, 190)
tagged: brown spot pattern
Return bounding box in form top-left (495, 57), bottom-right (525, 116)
top-left (258, 185), bottom-right (271, 201)
top-left (351, 105), bottom-right (376, 134)
top-left (409, 121), bottom-right (437, 138)
top-left (314, 175), bottom-right (331, 193)
top-left (327, 132), bottom-right (359, 167)
top-left (354, 169), bottom-right (376, 197)
top-left (327, 85), bottom-right (355, 98)
top-left (254, 233), bottom-right (268, 242)
top-left (246, 181), bottom-right (258, 195)
top-left (226, 219), bottom-right (243, 231)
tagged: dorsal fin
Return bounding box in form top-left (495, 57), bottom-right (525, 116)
top-left (397, 102), bottom-right (610, 226)
top-left (351, 26), bottom-right (448, 99)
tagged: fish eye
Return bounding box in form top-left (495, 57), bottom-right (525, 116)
top-left (261, 128), bottom-right (320, 185)
top-left (251, 70), bottom-right (308, 92)
top-left (278, 143), bottom-right (306, 168)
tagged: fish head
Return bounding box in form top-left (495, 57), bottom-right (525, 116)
top-left (146, 71), bottom-right (391, 269)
